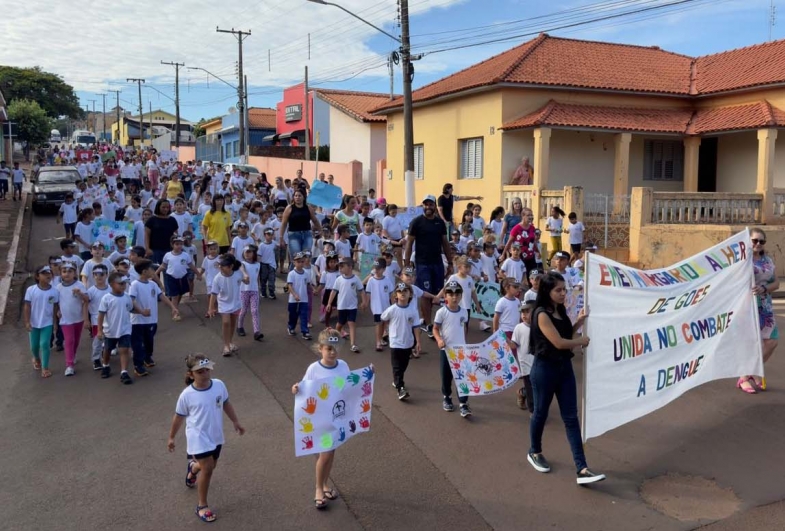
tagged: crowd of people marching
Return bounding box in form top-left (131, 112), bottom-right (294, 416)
top-left (22, 141), bottom-right (607, 522)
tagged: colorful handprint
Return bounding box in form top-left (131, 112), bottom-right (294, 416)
top-left (470, 382), bottom-right (481, 393)
top-left (451, 361), bottom-right (461, 370)
top-left (349, 420), bottom-right (357, 433)
top-left (467, 373), bottom-right (478, 383)
top-left (491, 340), bottom-right (500, 350)
top-left (320, 433), bottom-right (333, 449)
top-left (447, 350), bottom-right (457, 361)
top-left (511, 365), bottom-right (519, 375)
top-left (299, 417), bottom-right (314, 433)
top-left (301, 397), bottom-right (317, 415)
top-left (339, 427), bottom-right (346, 442)
top-left (317, 383), bottom-right (330, 400)
top-left (494, 376), bottom-right (504, 387)
top-left (495, 362), bottom-right (503, 371)
top-left (362, 367), bottom-right (374, 382)
top-left (457, 350), bottom-right (465, 361)
top-left (302, 436), bottom-right (313, 450)
top-left (455, 369), bottom-right (465, 381)
top-left (347, 373), bottom-right (360, 386)
top-left (334, 376), bottom-right (346, 391)
top-left (459, 382), bottom-right (469, 395)
top-left (503, 371), bottom-right (513, 382)
top-left (468, 351), bottom-right (479, 362)
top-left (359, 416), bottom-right (370, 429)
top-left (360, 399), bottom-right (371, 413)
top-left (361, 381), bottom-right (372, 397)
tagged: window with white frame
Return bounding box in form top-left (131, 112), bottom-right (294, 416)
top-left (643, 139), bottom-right (684, 181)
top-left (414, 144), bottom-right (424, 180)
top-left (460, 137), bottom-right (483, 179)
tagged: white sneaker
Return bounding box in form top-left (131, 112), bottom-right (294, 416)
top-left (111, 348), bottom-right (118, 356)
top-left (64, 366), bottom-right (75, 376)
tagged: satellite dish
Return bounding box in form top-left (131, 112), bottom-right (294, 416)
top-left (228, 107), bottom-right (237, 114)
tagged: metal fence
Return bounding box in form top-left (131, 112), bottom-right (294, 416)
top-left (584, 193), bottom-right (631, 249)
top-left (196, 134), bottom-right (221, 162)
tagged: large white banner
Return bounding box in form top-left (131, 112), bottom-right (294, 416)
top-left (583, 230), bottom-right (763, 440)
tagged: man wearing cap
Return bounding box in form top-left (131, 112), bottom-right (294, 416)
top-left (405, 194), bottom-right (453, 338)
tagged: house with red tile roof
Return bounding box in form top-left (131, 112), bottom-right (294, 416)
top-left (373, 33), bottom-right (785, 225)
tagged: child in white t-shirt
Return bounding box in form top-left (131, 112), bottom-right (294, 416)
top-left (156, 235), bottom-right (201, 319)
top-left (566, 212), bottom-right (586, 262)
top-left (257, 228), bottom-right (278, 299)
top-left (23, 265), bottom-right (60, 378)
top-left (318, 251), bottom-right (340, 328)
top-left (381, 283), bottom-right (421, 400)
top-left (511, 301), bottom-right (535, 414)
top-left (168, 354), bottom-right (245, 523)
top-left (287, 252), bottom-right (312, 339)
top-left (55, 261), bottom-right (88, 376)
top-left (57, 193), bottom-right (79, 239)
top-left (354, 218), bottom-right (381, 263)
top-left (433, 281), bottom-right (471, 417)
top-left (86, 264), bottom-right (111, 370)
top-left (130, 259), bottom-right (178, 376)
top-left (500, 243), bottom-right (527, 286)
top-left (365, 258), bottom-right (394, 351)
top-left (493, 278), bottom-right (522, 341)
top-left (326, 257), bottom-right (367, 353)
top-left (208, 254), bottom-right (249, 357)
top-left (238, 245), bottom-right (263, 341)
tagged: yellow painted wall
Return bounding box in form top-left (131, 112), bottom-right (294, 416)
top-left (696, 87), bottom-right (785, 110)
top-left (203, 121), bottom-right (222, 136)
top-left (634, 224), bottom-right (785, 276)
top-left (549, 129), bottom-right (616, 193)
top-left (716, 131), bottom-right (758, 193)
top-left (384, 90), bottom-right (503, 207)
top-left (628, 136), bottom-right (688, 192)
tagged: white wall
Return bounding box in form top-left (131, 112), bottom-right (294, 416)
top-left (716, 131), bottom-right (757, 193)
top-left (368, 123), bottom-right (387, 191)
top-left (328, 104), bottom-right (371, 180)
top-left (312, 96), bottom-right (331, 145)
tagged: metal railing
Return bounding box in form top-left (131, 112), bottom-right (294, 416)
top-left (651, 192), bottom-right (762, 224)
top-left (584, 193), bottom-right (631, 248)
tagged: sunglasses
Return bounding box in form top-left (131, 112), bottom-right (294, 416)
top-left (752, 238), bottom-right (766, 245)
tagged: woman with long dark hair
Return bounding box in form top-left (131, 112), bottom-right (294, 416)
top-left (145, 199), bottom-right (180, 264)
top-left (279, 189), bottom-right (322, 260)
top-left (527, 272), bottom-right (605, 485)
top-left (332, 195), bottom-right (360, 249)
top-left (201, 196), bottom-right (233, 255)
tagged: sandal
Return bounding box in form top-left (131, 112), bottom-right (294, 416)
top-left (41, 369), bottom-right (52, 378)
top-left (32, 358), bottom-right (42, 371)
top-left (752, 377), bottom-right (767, 391)
top-left (737, 377), bottom-right (757, 394)
top-left (185, 460), bottom-right (199, 488)
top-left (222, 349), bottom-right (232, 357)
top-left (323, 488), bottom-right (338, 500)
top-left (314, 498), bottom-right (327, 510)
top-left (230, 344), bottom-right (239, 352)
top-left (195, 505), bottom-right (216, 522)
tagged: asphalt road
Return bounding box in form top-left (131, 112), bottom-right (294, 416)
top-left (2, 209), bottom-right (784, 531)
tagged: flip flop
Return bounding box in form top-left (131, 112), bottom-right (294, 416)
top-left (229, 344), bottom-right (239, 352)
top-left (323, 488), bottom-right (339, 500)
top-left (32, 358), bottom-right (42, 371)
top-left (222, 349), bottom-right (232, 357)
top-left (41, 369), bottom-right (52, 378)
top-left (314, 498), bottom-right (327, 510)
top-left (195, 505), bottom-right (216, 522)
top-left (185, 460), bottom-right (199, 488)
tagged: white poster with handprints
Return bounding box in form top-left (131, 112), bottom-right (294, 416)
top-left (446, 330), bottom-right (520, 397)
top-left (293, 365), bottom-right (375, 457)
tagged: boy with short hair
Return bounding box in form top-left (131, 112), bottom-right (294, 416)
top-left (86, 264), bottom-right (111, 371)
top-left (286, 252), bottom-right (312, 339)
top-left (326, 257), bottom-right (367, 352)
top-left (258, 228), bottom-right (278, 299)
top-left (433, 280), bottom-right (471, 417)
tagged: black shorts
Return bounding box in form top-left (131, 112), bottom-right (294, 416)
top-left (188, 444), bottom-right (222, 461)
top-left (570, 243), bottom-right (582, 254)
top-left (338, 308), bottom-right (358, 324)
top-left (105, 335), bottom-right (131, 350)
top-left (373, 313), bottom-right (381, 323)
top-left (321, 289), bottom-right (333, 307)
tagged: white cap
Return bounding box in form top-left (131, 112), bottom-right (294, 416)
top-left (422, 194), bottom-right (437, 204)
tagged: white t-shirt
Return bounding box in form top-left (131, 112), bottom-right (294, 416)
top-left (231, 235), bottom-right (254, 258)
top-left (567, 221), bottom-right (585, 245)
top-left (356, 233), bottom-right (381, 254)
top-left (130, 279), bottom-right (162, 325)
top-left (524, 289), bottom-right (537, 303)
top-left (257, 241), bottom-right (277, 268)
top-left (511, 322), bottom-right (534, 376)
top-left (12, 168), bottom-right (25, 183)
top-left (370, 208), bottom-right (386, 225)
top-left (56, 281), bottom-right (86, 325)
top-left (162, 251), bottom-right (193, 279)
top-left (59, 202), bottom-right (78, 224)
top-left (320, 270), bottom-right (340, 290)
top-left (380, 303), bottom-right (421, 349)
top-left (500, 258), bottom-right (526, 283)
top-left (546, 216), bottom-right (563, 236)
top-left (434, 305), bottom-right (467, 347)
top-left (480, 254), bottom-right (498, 283)
top-left (383, 260), bottom-right (401, 286)
top-left (24, 285), bottom-right (59, 328)
top-left (365, 275), bottom-right (394, 315)
top-left (81, 259), bottom-right (115, 289)
top-left (74, 221), bottom-right (94, 253)
top-left (108, 248), bottom-right (130, 265)
top-left (125, 206), bottom-right (143, 223)
top-left (286, 269), bottom-right (310, 303)
top-left (494, 296), bottom-right (520, 332)
top-left (446, 274), bottom-right (475, 312)
top-left (201, 256), bottom-right (221, 291)
top-left (87, 285), bottom-right (111, 325)
top-left (382, 216), bottom-right (404, 240)
top-left (60, 254), bottom-right (84, 275)
top-left (175, 379), bottom-right (230, 455)
top-left (98, 291), bottom-right (133, 338)
top-left (333, 274), bottom-right (364, 310)
top-left (241, 262), bottom-right (260, 292)
top-left (334, 239), bottom-right (352, 259)
top-left (303, 359), bottom-right (351, 381)
top-left (133, 220), bottom-right (146, 247)
top-left (172, 211), bottom-right (193, 236)
top-left (211, 270), bottom-right (244, 314)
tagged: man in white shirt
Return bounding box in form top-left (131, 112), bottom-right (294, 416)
top-left (11, 162), bottom-right (25, 201)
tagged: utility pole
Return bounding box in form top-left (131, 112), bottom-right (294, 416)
top-left (113, 90), bottom-right (121, 144)
top-left (388, 53), bottom-right (395, 100)
top-left (400, 0), bottom-right (415, 207)
top-left (127, 78), bottom-right (146, 146)
top-left (244, 75), bottom-right (250, 160)
top-left (149, 102), bottom-right (153, 147)
top-left (88, 99), bottom-right (97, 133)
top-left (216, 27), bottom-right (251, 160)
top-left (96, 93), bottom-right (107, 141)
top-left (770, 0), bottom-right (777, 41)
top-left (161, 60), bottom-right (185, 148)
top-left (304, 66), bottom-right (310, 161)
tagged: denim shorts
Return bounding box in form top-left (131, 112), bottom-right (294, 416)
top-left (105, 335), bottom-right (131, 350)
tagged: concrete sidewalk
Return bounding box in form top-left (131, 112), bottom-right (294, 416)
top-left (0, 173), bottom-right (28, 325)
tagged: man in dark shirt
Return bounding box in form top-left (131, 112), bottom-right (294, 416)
top-left (405, 194), bottom-right (453, 337)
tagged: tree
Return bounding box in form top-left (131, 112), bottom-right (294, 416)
top-left (0, 66), bottom-right (83, 119)
top-left (8, 99), bottom-right (52, 159)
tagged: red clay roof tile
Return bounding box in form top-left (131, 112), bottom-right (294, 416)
top-left (688, 101), bottom-right (785, 134)
top-left (316, 89), bottom-right (391, 122)
top-left (248, 108), bottom-right (276, 129)
top-left (695, 40), bottom-right (785, 95)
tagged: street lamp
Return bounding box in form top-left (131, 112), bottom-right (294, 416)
top-left (306, 0), bottom-right (416, 207)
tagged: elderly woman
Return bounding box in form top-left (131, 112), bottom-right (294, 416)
top-left (510, 156), bottom-right (534, 185)
top-left (279, 189), bottom-right (322, 258)
top-left (145, 199), bottom-right (180, 264)
top-left (739, 228), bottom-right (779, 394)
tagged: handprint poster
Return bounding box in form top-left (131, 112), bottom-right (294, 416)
top-left (92, 220), bottom-right (136, 252)
top-left (294, 365), bottom-right (375, 457)
top-left (446, 330), bottom-right (519, 397)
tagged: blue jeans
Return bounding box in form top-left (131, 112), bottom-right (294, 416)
top-left (287, 230), bottom-right (313, 257)
top-left (131, 323), bottom-right (157, 368)
top-left (288, 301), bottom-right (309, 334)
top-left (528, 356), bottom-right (587, 472)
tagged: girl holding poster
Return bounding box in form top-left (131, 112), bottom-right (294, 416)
top-left (291, 329), bottom-right (352, 510)
top-left (527, 272), bottom-right (605, 485)
top-left (740, 229), bottom-right (779, 393)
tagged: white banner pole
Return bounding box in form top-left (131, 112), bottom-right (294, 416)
top-left (581, 249), bottom-right (590, 442)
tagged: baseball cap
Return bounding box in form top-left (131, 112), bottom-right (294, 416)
top-left (325, 251), bottom-right (338, 259)
top-left (206, 240), bottom-right (219, 247)
top-left (394, 282), bottom-right (411, 292)
top-left (338, 256), bottom-right (353, 266)
top-left (402, 266), bottom-right (415, 276)
top-left (243, 245), bottom-right (257, 253)
top-left (511, 242), bottom-right (522, 249)
top-left (60, 261), bottom-right (77, 271)
top-left (554, 251), bottom-right (570, 260)
top-left (529, 269), bottom-right (541, 280)
top-left (263, 228), bottom-right (274, 235)
top-left (91, 241), bottom-right (104, 249)
top-left (451, 228), bottom-right (460, 235)
top-left (444, 280), bottom-right (463, 293)
top-left (113, 234), bottom-right (127, 241)
top-left (193, 357), bottom-right (216, 371)
top-left (521, 300), bottom-right (535, 311)
top-left (377, 197), bottom-right (387, 205)
top-left (237, 221), bottom-right (249, 228)
top-left (39, 266), bottom-right (53, 274)
top-left (293, 251), bottom-right (305, 260)
top-left (172, 236), bottom-right (185, 243)
top-left (422, 194), bottom-right (437, 204)
top-left (374, 258), bottom-right (386, 268)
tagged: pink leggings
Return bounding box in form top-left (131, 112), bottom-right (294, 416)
top-left (239, 291), bottom-right (260, 333)
top-left (61, 322), bottom-right (84, 367)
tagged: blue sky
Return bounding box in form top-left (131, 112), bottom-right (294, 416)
top-left (1, 0), bottom-right (776, 122)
